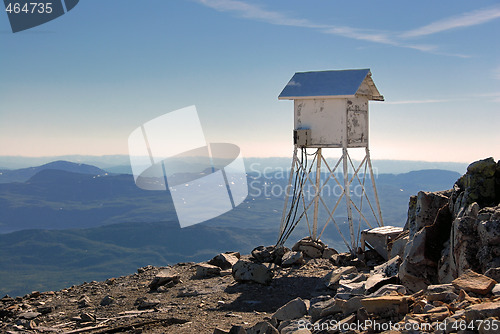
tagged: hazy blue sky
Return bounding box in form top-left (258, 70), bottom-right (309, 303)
top-left (1, 0), bottom-right (499, 163)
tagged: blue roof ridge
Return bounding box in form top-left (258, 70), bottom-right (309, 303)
top-left (278, 68), bottom-right (382, 100)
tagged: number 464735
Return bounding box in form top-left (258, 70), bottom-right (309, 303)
top-left (5, 2), bottom-right (53, 14)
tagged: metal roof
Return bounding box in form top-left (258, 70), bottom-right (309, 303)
top-left (278, 69), bottom-right (384, 101)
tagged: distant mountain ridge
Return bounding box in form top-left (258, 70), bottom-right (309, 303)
top-left (0, 160), bottom-right (461, 235)
top-left (0, 160), bottom-right (107, 183)
top-left (0, 155), bottom-right (469, 174)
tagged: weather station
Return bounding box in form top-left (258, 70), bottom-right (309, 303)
top-left (276, 69), bottom-right (390, 255)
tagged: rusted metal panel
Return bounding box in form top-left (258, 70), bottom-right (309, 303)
top-left (347, 97), bottom-right (368, 147)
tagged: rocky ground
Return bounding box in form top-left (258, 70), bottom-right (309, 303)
top-left (1, 242), bottom-right (500, 334)
top-left (0, 253), bottom-right (337, 334)
top-left (1, 157), bottom-right (500, 334)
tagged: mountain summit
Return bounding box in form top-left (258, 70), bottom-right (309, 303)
top-left (0, 158), bottom-right (499, 333)
top-left (0, 160), bottom-right (107, 183)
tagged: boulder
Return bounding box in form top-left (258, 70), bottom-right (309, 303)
top-left (373, 255), bottom-right (401, 277)
top-left (359, 249), bottom-right (386, 267)
top-left (437, 239), bottom-right (454, 284)
top-left (148, 268), bottom-right (180, 290)
top-left (228, 326), bottom-right (247, 334)
top-left (337, 314), bottom-right (357, 329)
top-left (342, 295), bottom-right (364, 315)
top-left (137, 265), bottom-right (154, 273)
top-left (492, 284), bottom-right (500, 296)
top-left (1, 295), bottom-right (14, 302)
top-left (246, 321), bottom-right (279, 334)
top-left (78, 295), bottom-right (91, 308)
top-left (461, 157), bottom-right (499, 208)
top-left (134, 297), bottom-right (159, 310)
top-left (322, 247), bottom-right (338, 259)
top-left (361, 295), bottom-right (408, 318)
top-left (452, 269), bottom-right (497, 295)
top-left (329, 252), bottom-right (354, 266)
top-left (370, 284), bottom-right (406, 297)
top-left (308, 296), bottom-right (335, 321)
top-left (337, 273), bottom-right (368, 296)
top-left (403, 195), bottom-right (417, 231)
top-left (484, 256), bottom-right (500, 276)
top-left (357, 307), bottom-right (370, 323)
top-left (251, 246), bottom-right (275, 263)
top-left (220, 269), bottom-right (232, 277)
top-left (195, 263), bottom-right (221, 278)
top-left (336, 282), bottom-right (365, 297)
top-left (446, 215), bottom-right (481, 278)
top-left (425, 284), bottom-right (458, 302)
top-left (208, 252), bottom-right (240, 270)
top-left (292, 237), bottom-right (326, 259)
top-left (100, 295), bottom-right (114, 306)
top-left (281, 251), bottom-right (304, 267)
top-left (272, 245), bottom-right (289, 264)
top-left (80, 312), bottom-right (95, 322)
top-left (18, 311), bottom-right (41, 320)
top-left (364, 274), bottom-right (399, 294)
top-left (232, 260), bottom-right (273, 285)
top-left (251, 246), bottom-right (288, 264)
top-left (272, 297), bottom-right (308, 322)
top-left (409, 191), bottom-right (450, 240)
top-left (37, 306), bottom-right (54, 314)
top-left (399, 159), bottom-right (500, 288)
top-left (398, 255), bottom-right (431, 293)
top-left (464, 301), bottom-right (500, 321)
top-left (323, 266), bottom-right (357, 290)
top-left (319, 299), bottom-right (344, 318)
top-left (399, 191), bottom-right (452, 292)
top-left (424, 306), bottom-right (450, 322)
top-left (474, 207), bottom-right (500, 273)
top-left (389, 232), bottom-right (409, 260)
top-left (279, 319), bottom-right (311, 334)
top-left (478, 220), bottom-right (500, 246)
top-left (29, 291), bottom-right (41, 298)
top-left (437, 158), bottom-right (500, 280)
top-left (478, 317), bottom-right (500, 334)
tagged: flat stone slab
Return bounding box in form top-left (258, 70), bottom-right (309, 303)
top-left (464, 301), bottom-right (500, 322)
top-left (18, 311), bottom-right (41, 320)
top-left (272, 297), bottom-right (307, 321)
top-left (361, 295), bottom-right (408, 317)
top-left (452, 269), bottom-right (496, 295)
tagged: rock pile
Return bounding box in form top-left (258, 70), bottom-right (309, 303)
top-left (241, 269), bottom-right (500, 334)
top-left (398, 157), bottom-right (500, 291)
top-left (214, 158), bottom-right (500, 333)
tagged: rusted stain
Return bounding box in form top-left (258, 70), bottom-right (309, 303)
top-left (347, 98), bottom-right (368, 145)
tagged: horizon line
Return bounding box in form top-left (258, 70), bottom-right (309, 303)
top-left (0, 154), bottom-right (476, 165)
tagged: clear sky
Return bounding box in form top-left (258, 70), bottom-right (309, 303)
top-left (1, 0), bottom-right (499, 163)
